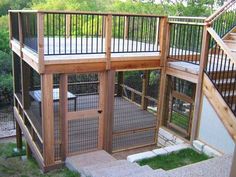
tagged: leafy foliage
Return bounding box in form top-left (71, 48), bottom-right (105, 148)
top-left (0, 28), bottom-right (9, 53)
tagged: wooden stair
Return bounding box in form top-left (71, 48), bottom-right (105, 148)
top-left (224, 30), bottom-right (236, 57)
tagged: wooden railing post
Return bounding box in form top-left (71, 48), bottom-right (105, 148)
top-left (66, 14), bottom-right (71, 38)
top-left (8, 12), bottom-right (12, 48)
top-left (191, 25), bottom-right (211, 142)
top-left (41, 74), bottom-right (55, 167)
top-left (37, 12), bottom-right (45, 73)
top-left (141, 70), bottom-right (149, 110)
top-left (18, 12), bottom-right (23, 59)
top-left (124, 16), bottom-right (129, 39)
top-left (159, 16), bottom-right (168, 65)
top-left (105, 14), bottom-right (112, 70)
top-left (117, 72), bottom-right (124, 97)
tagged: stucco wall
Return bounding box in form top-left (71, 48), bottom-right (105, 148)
top-left (198, 95), bottom-right (235, 154)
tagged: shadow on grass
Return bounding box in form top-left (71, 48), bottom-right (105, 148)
top-left (0, 142), bottom-right (80, 177)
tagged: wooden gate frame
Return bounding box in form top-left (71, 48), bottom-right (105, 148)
top-left (59, 72), bottom-right (109, 158)
top-left (166, 79), bottom-right (196, 139)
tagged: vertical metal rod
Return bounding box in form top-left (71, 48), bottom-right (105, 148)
top-left (118, 16), bottom-right (121, 52)
top-left (53, 14), bottom-right (55, 54)
top-left (76, 14), bottom-right (78, 54)
top-left (91, 14), bottom-right (94, 53)
top-left (81, 15), bottom-right (83, 54)
top-left (96, 15), bottom-right (99, 53)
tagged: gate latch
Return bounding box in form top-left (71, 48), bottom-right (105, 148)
top-left (98, 110), bottom-right (102, 114)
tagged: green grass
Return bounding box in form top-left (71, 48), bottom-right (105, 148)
top-left (137, 148), bottom-right (210, 170)
top-left (0, 142), bottom-right (80, 177)
top-left (171, 112), bottom-right (189, 130)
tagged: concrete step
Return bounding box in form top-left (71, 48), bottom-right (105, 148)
top-left (81, 160), bottom-right (137, 177)
top-left (65, 150), bottom-right (116, 172)
top-left (90, 163), bottom-right (153, 177)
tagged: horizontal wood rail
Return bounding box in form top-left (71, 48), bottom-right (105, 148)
top-left (169, 16), bottom-right (206, 25)
top-left (120, 84), bottom-right (158, 106)
top-left (9, 10), bottom-right (165, 18)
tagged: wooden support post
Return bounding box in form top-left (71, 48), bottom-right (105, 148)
top-left (15, 121), bottom-right (22, 150)
top-left (66, 14), bottom-right (71, 38)
top-left (26, 143), bottom-right (32, 159)
top-left (59, 74), bottom-right (68, 161)
top-left (190, 25), bottom-right (210, 142)
top-left (41, 74), bottom-right (55, 166)
top-left (105, 15), bottom-right (112, 70)
top-left (124, 16), bottom-right (129, 39)
top-left (100, 71), bottom-right (115, 153)
top-left (230, 145), bottom-right (236, 177)
top-left (156, 17), bottom-right (169, 144)
top-left (37, 13), bottom-right (45, 73)
top-left (117, 72), bottom-right (124, 97)
top-left (157, 16), bottom-right (169, 125)
top-left (141, 70), bottom-right (149, 110)
top-left (21, 60), bottom-right (31, 109)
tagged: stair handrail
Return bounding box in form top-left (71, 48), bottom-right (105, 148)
top-left (207, 27), bottom-right (236, 64)
top-left (205, 0), bottom-right (236, 25)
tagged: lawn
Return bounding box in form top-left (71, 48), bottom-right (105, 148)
top-left (0, 142), bottom-right (80, 177)
top-left (170, 111), bottom-right (189, 130)
top-left (137, 148), bottom-right (210, 170)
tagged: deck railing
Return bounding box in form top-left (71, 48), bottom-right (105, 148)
top-left (111, 15), bottom-right (160, 53)
top-left (168, 17), bottom-right (205, 65)
top-left (206, 0), bottom-right (236, 38)
top-left (44, 12), bottom-right (106, 55)
top-left (204, 28), bottom-right (236, 115)
top-left (22, 13), bottom-right (38, 52)
top-left (9, 10), bottom-right (163, 57)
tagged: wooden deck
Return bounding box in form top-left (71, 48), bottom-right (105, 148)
top-left (27, 95), bottom-right (157, 154)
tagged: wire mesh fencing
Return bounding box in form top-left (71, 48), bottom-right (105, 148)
top-left (113, 70), bottom-right (160, 151)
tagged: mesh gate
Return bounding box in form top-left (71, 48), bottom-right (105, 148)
top-left (113, 70), bottom-right (160, 151)
top-left (57, 73), bottom-right (101, 156)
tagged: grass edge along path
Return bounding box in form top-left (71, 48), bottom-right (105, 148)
top-left (137, 148), bottom-right (210, 170)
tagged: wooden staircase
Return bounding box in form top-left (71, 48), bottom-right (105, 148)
top-left (202, 0), bottom-right (236, 142)
top-left (224, 28), bottom-right (236, 58)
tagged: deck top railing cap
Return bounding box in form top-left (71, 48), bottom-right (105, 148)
top-left (8, 9), bottom-right (166, 18)
top-left (168, 16), bottom-right (206, 20)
